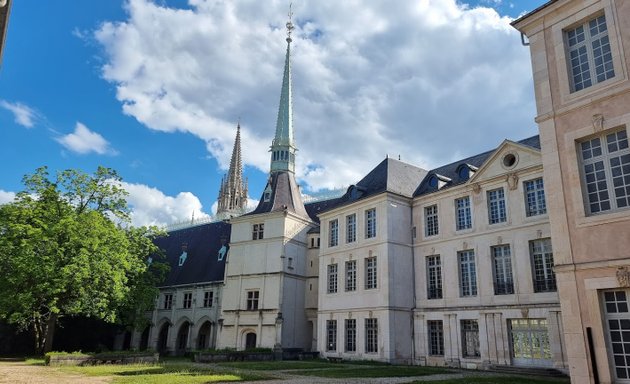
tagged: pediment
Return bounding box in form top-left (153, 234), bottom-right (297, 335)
top-left (468, 140), bottom-right (541, 184)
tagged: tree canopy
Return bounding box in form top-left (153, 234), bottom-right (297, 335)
top-left (0, 166), bottom-right (167, 354)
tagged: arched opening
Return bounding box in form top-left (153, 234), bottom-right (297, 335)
top-left (122, 330), bottom-right (132, 350)
top-left (245, 332), bottom-right (257, 350)
top-left (139, 325), bottom-right (150, 351)
top-left (196, 321), bottom-right (212, 350)
top-left (176, 321), bottom-right (190, 356)
top-left (306, 321), bottom-right (314, 351)
top-left (157, 323), bottom-right (170, 354)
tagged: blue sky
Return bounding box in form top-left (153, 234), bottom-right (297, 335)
top-left (0, 0), bottom-right (546, 226)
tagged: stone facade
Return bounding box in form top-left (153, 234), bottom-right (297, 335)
top-left (513, 1), bottom-right (630, 383)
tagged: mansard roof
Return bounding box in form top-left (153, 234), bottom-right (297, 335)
top-left (248, 171), bottom-right (309, 218)
top-left (414, 135), bottom-right (540, 197)
top-left (314, 158), bottom-right (428, 217)
top-left (154, 221), bottom-right (230, 287)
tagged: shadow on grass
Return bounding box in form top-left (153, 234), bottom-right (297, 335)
top-left (408, 376), bottom-right (570, 384)
top-left (292, 366), bottom-right (452, 378)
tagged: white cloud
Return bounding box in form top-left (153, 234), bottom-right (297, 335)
top-left (0, 100), bottom-right (37, 128)
top-left (121, 181), bottom-right (211, 227)
top-left (95, 0), bottom-right (536, 191)
top-left (56, 122), bottom-right (117, 155)
top-left (0, 190), bottom-right (15, 205)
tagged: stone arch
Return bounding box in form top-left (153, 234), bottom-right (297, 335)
top-left (156, 321), bottom-right (171, 354)
top-left (240, 328), bottom-right (257, 350)
top-left (139, 325), bottom-right (151, 351)
top-left (196, 320), bottom-right (213, 350)
top-left (175, 320), bottom-right (191, 356)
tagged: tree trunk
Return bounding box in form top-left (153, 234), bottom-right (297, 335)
top-left (42, 313), bottom-right (57, 354)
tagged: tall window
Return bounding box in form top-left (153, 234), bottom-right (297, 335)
top-left (329, 219), bottom-right (339, 247)
top-left (425, 204), bottom-right (439, 236)
top-left (487, 188), bottom-right (507, 224)
top-left (459, 250), bottom-right (478, 297)
top-left (461, 320), bottom-right (480, 358)
top-left (345, 260), bottom-right (357, 292)
top-left (566, 14), bottom-right (614, 92)
top-left (326, 320), bottom-right (337, 351)
top-left (183, 292), bottom-right (192, 309)
top-left (428, 320), bottom-right (444, 356)
top-left (327, 264), bottom-right (338, 294)
top-left (346, 214), bottom-right (356, 243)
top-left (365, 318), bottom-right (378, 353)
top-left (455, 196), bottom-right (472, 230)
top-left (252, 223), bottom-right (264, 240)
top-left (246, 290), bottom-right (259, 310)
top-left (163, 293), bottom-right (173, 310)
top-left (524, 178), bottom-right (547, 216)
top-left (365, 208), bottom-right (376, 238)
top-left (492, 245), bottom-right (514, 295)
top-left (345, 319), bottom-right (356, 352)
top-left (531, 239), bottom-right (556, 292)
top-left (426, 255), bottom-right (442, 299)
top-left (365, 257), bottom-right (377, 289)
top-left (579, 129), bottom-right (630, 214)
top-left (203, 291), bottom-right (214, 307)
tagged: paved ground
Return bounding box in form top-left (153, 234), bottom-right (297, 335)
top-left (0, 361), bottom-right (110, 384)
top-left (0, 360), bottom-right (507, 384)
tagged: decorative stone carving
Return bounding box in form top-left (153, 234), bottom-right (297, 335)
top-left (507, 173), bottom-right (519, 190)
top-left (537, 229), bottom-right (543, 238)
top-left (521, 308), bottom-right (529, 318)
top-left (463, 241), bottom-right (468, 250)
top-left (617, 266), bottom-right (630, 287)
top-left (472, 183), bottom-right (481, 194)
top-left (431, 247), bottom-right (435, 255)
top-left (592, 114), bottom-right (604, 132)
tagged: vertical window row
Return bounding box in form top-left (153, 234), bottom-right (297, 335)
top-left (329, 219), bottom-right (339, 247)
top-left (365, 257), bottom-right (377, 289)
top-left (365, 208), bottom-right (377, 238)
top-left (487, 188), bottom-right (507, 224)
top-left (345, 260), bottom-right (356, 292)
top-left (531, 239), bottom-right (556, 293)
top-left (346, 214), bottom-right (356, 243)
top-left (327, 264), bottom-right (338, 294)
top-left (455, 196), bottom-right (472, 230)
top-left (492, 245), bottom-right (514, 295)
top-left (426, 255), bottom-right (443, 299)
top-left (459, 250), bottom-right (478, 297)
top-left (525, 178), bottom-right (547, 216)
top-left (425, 204), bottom-right (439, 236)
top-left (365, 318), bottom-right (378, 353)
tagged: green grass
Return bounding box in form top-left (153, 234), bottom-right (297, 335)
top-left (24, 358), bottom-right (45, 366)
top-left (414, 377), bottom-right (570, 384)
top-left (56, 362), bottom-right (269, 383)
top-left (216, 359), bottom-right (338, 370)
top-left (291, 365), bottom-right (451, 378)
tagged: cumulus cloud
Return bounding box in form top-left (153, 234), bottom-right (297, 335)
top-left (0, 190), bottom-right (15, 205)
top-left (95, 0), bottom-right (536, 191)
top-left (56, 122), bottom-right (117, 155)
top-left (121, 181), bottom-right (211, 227)
top-left (0, 100), bottom-right (38, 128)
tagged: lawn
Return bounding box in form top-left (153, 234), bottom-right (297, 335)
top-left (290, 365), bottom-right (451, 378)
top-left (216, 359), bottom-right (342, 370)
top-left (56, 361), bottom-right (270, 384)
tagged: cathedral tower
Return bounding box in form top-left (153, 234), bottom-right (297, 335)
top-left (216, 123), bottom-right (248, 220)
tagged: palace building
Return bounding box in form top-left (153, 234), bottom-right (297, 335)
top-left (127, 1), bottom-right (630, 382)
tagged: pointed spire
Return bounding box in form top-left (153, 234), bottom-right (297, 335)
top-left (216, 122), bottom-right (248, 220)
top-left (270, 5), bottom-right (296, 174)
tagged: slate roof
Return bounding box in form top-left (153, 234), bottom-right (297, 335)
top-left (315, 157), bottom-right (428, 216)
top-left (414, 135), bottom-right (541, 197)
top-left (248, 171), bottom-right (309, 218)
top-left (154, 221), bottom-right (230, 287)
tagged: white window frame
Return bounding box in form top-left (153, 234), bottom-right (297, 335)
top-left (461, 319), bottom-right (480, 358)
top-left (163, 293), bottom-right (173, 310)
top-left (364, 318), bottom-right (378, 353)
top-left (252, 223), bottom-right (264, 240)
top-left (426, 255), bottom-right (442, 300)
top-left (326, 320), bottom-right (337, 351)
top-left (345, 260), bottom-right (356, 292)
top-left (565, 13), bottom-right (615, 93)
top-left (345, 319), bottom-right (356, 352)
top-left (329, 219), bottom-right (339, 247)
top-left (530, 238), bottom-right (556, 293)
top-left (487, 188), bottom-right (507, 224)
top-left (246, 290), bottom-right (259, 310)
top-left (365, 208), bottom-right (376, 239)
top-left (183, 292), bottom-right (193, 309)
top-left (424, 204), bottom-right (439, 237)
top-left (455, 196), bottom-right (472, 230)
top-left (492, 245), bottom-right (514, 295)
top-left (579, 128), bottom-right (630, 215)
top-left (346, 214), bottom-right (356, 243)
top-left (524, 178), bottom-right (547, 217)
top-left (203, 291), bottom-right (214, 307)
top-left (428, 320), bottom-right (444, 356)
top-left (327, 263), bottom-right (338, 294)
top-left (459, 250), bottom-right (478, 297)
top-left (365, 257), bottom-right (377, 289)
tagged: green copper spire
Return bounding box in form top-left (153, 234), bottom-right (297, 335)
top-left (270, 5), bottom-right (296, 174)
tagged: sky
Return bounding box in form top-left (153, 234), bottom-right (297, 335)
top-left (0, 0), bottom-right (546, 227)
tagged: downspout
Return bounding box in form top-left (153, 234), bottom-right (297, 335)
top-left (410, 200), bottom-right (417, 364)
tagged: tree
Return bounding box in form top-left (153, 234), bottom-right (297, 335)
top-left (0, 166), bottom-right (167, 354)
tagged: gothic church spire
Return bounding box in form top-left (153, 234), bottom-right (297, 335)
top-left (269, 6), bottom-right (296, 174)
top-left (216, 123), bottom-right (248, 219)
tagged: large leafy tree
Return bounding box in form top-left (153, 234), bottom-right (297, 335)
top-left (0, 166), bottom-right (167, 354)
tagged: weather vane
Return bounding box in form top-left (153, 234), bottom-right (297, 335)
top-left (286, 3), bottom-right (294, 43)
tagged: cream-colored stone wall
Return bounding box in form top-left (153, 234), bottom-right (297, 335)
top-left (317, 193), bottom-right (415, 363)
top-left (412, 143), bottom-right (566, 369)
top-left (513, 1), bottom-right (630, 382)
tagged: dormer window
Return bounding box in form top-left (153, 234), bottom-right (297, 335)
top-left (428, 174), bottom-right (451, 189)
top-left (457, 164), bottom-right (478, 181)
top-left (263, 184), bottom-right (272, 202)
top-left (179, 251), bottom-right (187, 266)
